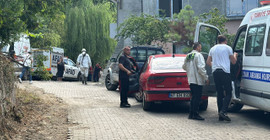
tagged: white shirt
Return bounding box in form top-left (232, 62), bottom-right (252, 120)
top-left (77, 53), bottom-right (92, 68)
top-left (182, 50), bottom-right (208, 85)
top-left (209, 44), bottom-right (233, 73)
top-left (23, 53), bottom-right (33, 67)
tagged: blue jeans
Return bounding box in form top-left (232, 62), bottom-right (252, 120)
top-left (20, 67), bottom-right (32, 81)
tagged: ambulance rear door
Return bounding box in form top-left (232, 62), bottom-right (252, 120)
top-left (194, 22), bottom-right (221, 96)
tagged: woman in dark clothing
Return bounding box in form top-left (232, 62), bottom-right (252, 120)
top-left (57, 56), bottom-right (65, 81)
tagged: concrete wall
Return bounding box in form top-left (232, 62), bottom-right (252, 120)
top-left (112, 0), bottom-right (142, 58)
top-left (143, 0), bottom-right (158, 16)
top-left (182, 0), bottom-right (225, 16)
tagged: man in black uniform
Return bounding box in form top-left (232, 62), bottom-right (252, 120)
top-left (119, 46), bottom-right (134, 108)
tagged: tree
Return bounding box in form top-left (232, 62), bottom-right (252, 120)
top-left (199, 8), bottom-right (228, 34)
top-left (116, 14), bottom-right (170, 45)
top-left (0, 0), bottom-right (25, 48)
top-left (0, 0), bottom-right (71, 49)
top-left (165, 5), bottom-right (198, 51)
top-left (64, 0), bottom-right (116, 65)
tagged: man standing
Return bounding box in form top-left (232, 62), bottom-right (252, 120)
top-left (118, 46), bottom-right (134, 108)
top-left (206, 35), bottom-right (237, 122)
top-left (93, 63), bottom-right (102, 82)
top-left (183, 42), bottom-right (209, 120)
top-left (18, 51), bottom-right (33, 84)
top-left (77, 48), bottom-right (92, 85)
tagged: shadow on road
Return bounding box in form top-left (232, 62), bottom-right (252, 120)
top-left (146, 102), bottom-right (190, 114)
top-left (235, 109), bottom-right (270, 128)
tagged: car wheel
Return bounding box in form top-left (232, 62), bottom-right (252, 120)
top-left (228, 100), bottom-right (243, 112)
top-left (134, 87), bottom-right (143, 102)
top-left (142, 93), bottom-right (152, 111)
top-left (199, 100), bottom-right (208, 111)
top-left (105, 74), bottom-right (118, 91)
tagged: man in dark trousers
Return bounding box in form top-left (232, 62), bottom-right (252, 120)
top-left (118, 46), bottom-right (134, 108)
top-left (183, 42), bottom-right (209, 120)
top-left (207, 35), bottom-right (238, 122)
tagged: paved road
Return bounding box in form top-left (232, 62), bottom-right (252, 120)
top-left (24, 81), bottom-right (270, 140)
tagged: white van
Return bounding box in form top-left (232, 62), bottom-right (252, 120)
top-left (32, 47), bottom-right (81, 80)
top-left (194, 3), bottom-right (270, 112)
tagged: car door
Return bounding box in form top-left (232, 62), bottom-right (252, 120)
top-left (68, 59), bottom-right (80, 79)
top-left (194, 22), bottom-right (221, 96)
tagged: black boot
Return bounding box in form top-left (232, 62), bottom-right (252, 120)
top-left (193, 112), bottom-right (205, 120)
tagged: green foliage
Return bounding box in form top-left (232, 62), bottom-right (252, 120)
top-left (116, 14), bottom-right (170, 45)
top-left (225, 34), bottom-right (236, 47)
top-left (166, 5), bottom-right (197, 48)
top-left (64, 0), bottom-right (116, 65)
top-left (0, 0), bottom-right (70, 49)
top-left (0, 0), bottom-right (25, 48)
top-left (32, 55), bottom-right (53, 80)
top-left (199, 8), bottom-right (228, 34)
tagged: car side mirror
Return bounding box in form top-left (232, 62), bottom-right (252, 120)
top-left (110, 58), bottom-right (116, 62)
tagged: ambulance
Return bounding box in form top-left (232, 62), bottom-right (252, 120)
top-left (32, 47), bottom-right (81, 80)
top-left (194, 1), bottom-right (270, 112)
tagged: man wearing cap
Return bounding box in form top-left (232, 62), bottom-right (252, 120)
top-left (18, 51), bottom-right (33, 84)
top-left (77, 48), bottom-right (92, 85)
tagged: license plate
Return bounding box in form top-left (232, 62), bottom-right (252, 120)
top-left (169, 93), bottom-right (190, 98)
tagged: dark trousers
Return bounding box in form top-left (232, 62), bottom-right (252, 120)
top-left (189, 84), bottom-right (203, 114)
top-left (213, 69), bottom-right (232, 113)
top-left (20, 67), bottom-right (32, 81)
top-left (120, 77), bottom-right (129, 104)
top-left (93, 71), bottom-right (99, 82)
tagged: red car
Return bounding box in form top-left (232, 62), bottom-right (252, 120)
top-left (139, 54), bottom-right (208, 111)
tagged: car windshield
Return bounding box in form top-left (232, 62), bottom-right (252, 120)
top-left (151, 56), bottom-right (185, 72)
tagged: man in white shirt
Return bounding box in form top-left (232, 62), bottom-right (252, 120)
top-left (77, 48), bottom-right (92, 85)
top-left (18, 51), bottom-right (33, 84)
top-left (206, 35), bottom-right (237, 122)
top-left (183, 42), bottom-right (209, 120)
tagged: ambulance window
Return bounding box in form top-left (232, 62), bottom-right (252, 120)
top-left (245, 25), bottom-right (265, 56)
top-left (234, 27), bottom-right (246, 51)
top-left (266, 27), bottom-right (270, 56)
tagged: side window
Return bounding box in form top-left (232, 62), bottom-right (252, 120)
top-left (233, 26), bottom-right (246, 51)
top-left (130, 48), bottom-right (137, 60)
top-left (137, 49), bottom-right (147, 62)
top-left (156, 50), bottom-right (164, 54)
top-left (198, 25), bottom-right (220, 53)
top-left (68, 59), bottom-right (76, 66)
top-left (266, 27), bottom-right (270, 56)
top-left (245, 25), bottom-right (265, 56)
top-left (147, 49), bottom-right (156, 58)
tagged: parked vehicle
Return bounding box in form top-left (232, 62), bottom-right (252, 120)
top-left (63, 57), bottom-right (81, 80)
top-left (105, 46), bottom-right (165, 92)
top-left (138, 54), bottom-right (208, 111)
top-left (32, 47), bottom-right (81, 80)
top-left (194, 2), bottom-right (270, 113)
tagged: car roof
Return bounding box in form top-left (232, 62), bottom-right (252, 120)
top-left (150, 54), bottom-right (186, 58)
top-left (131, 46), bottom-right (163, 50)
